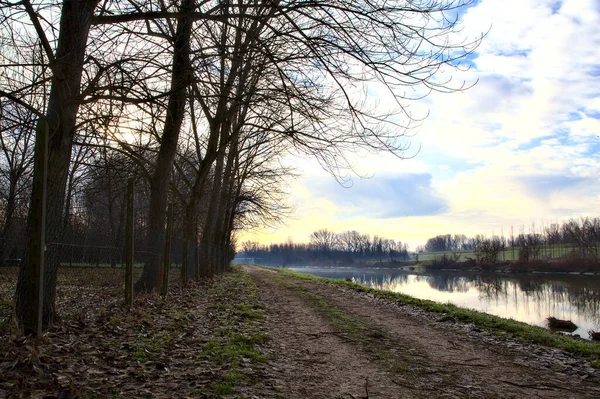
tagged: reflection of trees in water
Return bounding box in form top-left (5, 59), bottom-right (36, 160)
top-left (522, 277), bottom-right (598, 321)
top-left (359, 274), bottom-right (408, 291)
top-left (420, 274), bottom-right (471, 293)
top-left (516, 278), bottom-right (546, 294)
top-left (416, 273), bottom-right (599, 325)
top-left (477, 274), bottom-right (600, 324)
top-left (415, 274), bottom-right (506, 297)
top-left (352, 270), bottom-right (600, 327)
top-left (473, 276), bottom-right (509, 300)
top-left (553, 285), bottom-right (600, 325)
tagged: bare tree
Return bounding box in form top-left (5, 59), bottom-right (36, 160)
top-left (133, 0), bottom-right (198, 292)
top-left (2, 0), bottom-right (481, 330)
top-left (0, 99), bottom-right (36, 265)
top-left (339, 230), bottom-right (364, 254)
top-left (309, 229), bottom-right (338, 255)
top-left (2, 0), bottom-right (101, 330)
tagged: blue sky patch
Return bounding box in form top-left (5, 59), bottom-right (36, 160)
top-left (549, 1), bottom-right (562, 15)
top-left (588, 66), bottom-right (600, 77)
top-left (584, 109), bottom-right (600, 119)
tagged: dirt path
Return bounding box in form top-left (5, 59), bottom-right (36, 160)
top-left (245, 265), bottom-right (600, 399)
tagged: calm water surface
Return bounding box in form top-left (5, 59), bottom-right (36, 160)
top-left (289, 266), bottom-right (600, 338)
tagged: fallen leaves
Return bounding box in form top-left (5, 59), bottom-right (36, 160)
top-left (0, 268), bottom-right (281, 398)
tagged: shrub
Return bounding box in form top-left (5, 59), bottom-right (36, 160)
top-left (427, 253), bottom-right (457, 269)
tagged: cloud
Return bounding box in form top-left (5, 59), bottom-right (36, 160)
top-left (516, 174), bottom-right (599, 207)
top-left (450, 0), bottom-right (600, 136)
top-left (308, 173), bottom-right (448, 219)
top-left (415, 0), bottom-right (600, 172)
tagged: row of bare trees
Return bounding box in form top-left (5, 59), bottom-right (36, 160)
top-left (423, 234), bottom-right (471, 253)
top-left (421, 218), bottom-right (600, 265)
top-left (242, 229), bottom-right (410, 265)
top-left (1, 0), bottom-right (479, 332)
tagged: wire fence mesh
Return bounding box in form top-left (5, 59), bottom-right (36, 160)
top-left (0, 224), bottom-right (209, 334)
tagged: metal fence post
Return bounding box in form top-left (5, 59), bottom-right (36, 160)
top-left (160, 204), bottom-right (174, 297)
top-left (125, 178), bottom-right (134, 308)
top-left (181, 239), bottom-right (188, 286)
top-left (194, 239), bottom-right (200, 281)
top-left (23, 121), bottom-right (48, 336)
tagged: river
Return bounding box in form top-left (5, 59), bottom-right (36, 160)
top-left (288, 266), bottom-right (600, 339)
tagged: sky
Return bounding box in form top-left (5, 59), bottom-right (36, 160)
top-left (239, 0), bottom-right (600, 250)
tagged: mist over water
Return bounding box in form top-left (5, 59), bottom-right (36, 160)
top-left (289, 266), bottom-right (600, 338)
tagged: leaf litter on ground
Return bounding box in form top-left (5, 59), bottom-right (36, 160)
top-left (0, 267), bottom-right (276, 398)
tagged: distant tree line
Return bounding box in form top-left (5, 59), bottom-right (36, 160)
top-left (421, 217), bottom-right (600, 264)
top-left (241, 229), bottom-right (410, 266)
top-left (422, 234), bottom-right (473, 252)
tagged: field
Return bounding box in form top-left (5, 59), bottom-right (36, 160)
top-left (417, 243), bottom-right (599, 263)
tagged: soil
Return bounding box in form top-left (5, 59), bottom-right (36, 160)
top-left (244, 265), bottom-right (600, 399)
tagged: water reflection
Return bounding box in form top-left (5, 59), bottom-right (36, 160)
top-left (290, 266), bottom-right (600, 338)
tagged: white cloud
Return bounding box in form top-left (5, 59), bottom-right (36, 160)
top-left (417, 0), bottom-right (600, 154)
top-left (564, 116), bottom-right (600, 141)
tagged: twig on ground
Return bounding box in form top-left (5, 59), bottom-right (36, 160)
top-left (496, 379), bottom-right (571, 391)
top-left (391, 379), bottom-right (416, 389)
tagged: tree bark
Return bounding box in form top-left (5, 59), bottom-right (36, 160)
top-left (201, 146), bottom-right (225, 276)
top-left (214, 134), bottom-right (238, 272)
top-left (15, 0), bottom-right (100, 330)
top-left (181, 123), bottom-right (221, 279)
top-left (135, 0), bottom-right (195, 292)
top-left (0, 176), bottom-right (19, 265)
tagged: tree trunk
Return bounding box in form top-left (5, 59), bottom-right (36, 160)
top-left (111, 193), bottom-right (126, 268)
top-left (214, 134), bottom-right (238, 272)
top-left (135, 0), bottom-right (194, 292)
top-left (15, 0), bottom-right (100, 331)
top-left (182, 139), bottom-right (220, 279)
top-left (201, 146), bottom-right (226, 276)
top-left (220, 183), bottom-right (237, 272)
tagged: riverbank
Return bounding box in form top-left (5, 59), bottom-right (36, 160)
top-left (288, 263), bottom-right (600, 341)
top-left (423, 256), bottom-right (600, 274)
top-left (262, 256), bottom-right (600, 274)
top-left (277, 267), bottom-right (600, 355)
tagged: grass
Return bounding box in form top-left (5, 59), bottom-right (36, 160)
top-left (202, 333), bottom-right (270, 364)
top-left (234, 303), bottom-right (265, 320)
top-left (131, 331), bottom-right (175, 363)
top-left (418, 243), bottom-right (600, 264)
top-left (198, 266), bottom-right (272, 397)
top-left (209, 381), bottom-right (236, 395)
top-left (268, 266), bottom-right (600, 368)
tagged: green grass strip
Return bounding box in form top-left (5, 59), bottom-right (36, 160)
top-left (198, 267), bottom-right (272, 397)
